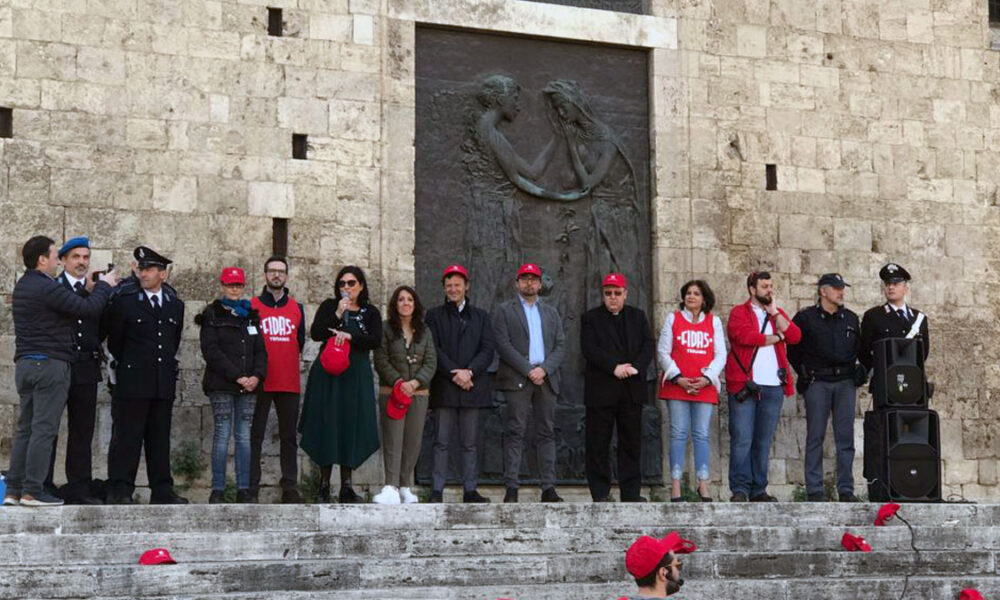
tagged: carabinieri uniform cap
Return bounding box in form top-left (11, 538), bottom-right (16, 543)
top-left (817, 273), bottom-right (850, 288)
top-left (58, 236), bottom-right (90, 258)
top-left (879, 263), bottom-right (910, 284)
top-left (134, 246), bottom-right (172, 269)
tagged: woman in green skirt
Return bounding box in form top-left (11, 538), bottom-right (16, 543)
top-left (299, 265), bottom-right (382, 503)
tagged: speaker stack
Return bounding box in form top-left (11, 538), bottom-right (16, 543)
top-left (863, 337), bottom-right (942, 502)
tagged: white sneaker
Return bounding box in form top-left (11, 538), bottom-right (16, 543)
top-left (399, 487), bottom-right (419, 504)
top-left (2, 495), bottom-right (20, 506)
top-left (372, 485), bottom-right (401, 505)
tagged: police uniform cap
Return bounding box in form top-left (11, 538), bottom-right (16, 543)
top-left (134, 246), bottom-right (172, 269)
top-left (879, 263), bottom-right (911, 284)
top-left (817, 273), bottom-right (850, 288)
top-left (58, 236), bottom-right (90, 258)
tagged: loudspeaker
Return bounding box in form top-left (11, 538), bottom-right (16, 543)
top-left (871, 337), bottom-right (927, 409)
top-left (864, 409), bottom-right (941, 502)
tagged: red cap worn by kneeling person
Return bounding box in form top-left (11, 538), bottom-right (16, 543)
top-left (602, 273), bottom-right (627, 288)
top-left (139, 548), bottom-right (176, 565)
top-left (386, 379), bottom-right (412, 420)
top-left (320, 339), bottom-right (351, 376)
top-left (220, 267), bottom-right (245, 285)
top-left (625, 532), bottom-right (697, 578)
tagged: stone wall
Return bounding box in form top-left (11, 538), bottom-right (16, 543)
top-left (1, 0), bottom-right (998, 500)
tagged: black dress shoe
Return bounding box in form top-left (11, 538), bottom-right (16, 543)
top-left (429, 490), bottom-right (443, 503)
top-left (236, 489), bottom-right (252, 504)
top-left (66, 495), bottom-right (104, 505)
top-left (540, 488), bottom-right (563, 503)
top-left (318, 485), bottom-right (331, 503)
top-left (106, 493), bottom-right (135, 505)
top-left (670, 497), bottom-right (684, 503)
top-left (338, 485), bottom-right (363, 504)
top-left (462, 490), bottom-right (491, 503)
top-left (700, 494), bottom-right (713, 503)
top-left (729, 492), bottom-right (748, 502)
top-left (209, 490), bottom-right (225, 504)
top-left (592, 496), bottom-right (610, 503)
top-left (281, 488), bottom-right (302, 504)
top-left (807, 492), bottom-right (827, 502)
top-left (838, 493), bottom-right (860, 503)
top-left (750, 492), bottom-right (778, 503)
top-left (151, 491), bottom-right (189, 505)
top-left (503, 487), bottom-right (518, 503)
top-left (622, 496), bottom-right (648, 503)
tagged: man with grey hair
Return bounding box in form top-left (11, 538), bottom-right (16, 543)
top-left (788, 273), bottom-right (864, 502)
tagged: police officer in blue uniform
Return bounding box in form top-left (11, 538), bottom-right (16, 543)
top-left (859, 263), bottom-right (930, 372)
top-left (43, 237), bottom-right (105, 504)
top-left (104, 246), bottom-right (188, 504)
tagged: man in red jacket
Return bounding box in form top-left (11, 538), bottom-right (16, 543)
top-left (724, 271), bottom-right (801, 502)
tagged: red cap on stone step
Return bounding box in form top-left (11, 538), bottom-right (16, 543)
top-left (874, 502), bottom-right (901, 526)
top-left (840, 532), bottom-right (872, 552)
top-left (139, 548), bottom-right (177, 565)
top-left (625, 532), bottom-right (697, 578)
top-left (959, 591), bottom-right (984, 600)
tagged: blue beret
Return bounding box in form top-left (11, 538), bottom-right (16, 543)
top-left (58, 236), bottom-right (90, 258)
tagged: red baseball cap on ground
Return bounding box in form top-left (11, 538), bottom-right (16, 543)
top-left (442, 264), bottom-right (468, 280)
top-left (960, 590), bottom-right (985, 600)
top-left (386, 379), bottom-right (412, 420)
top-left (840, 532), bottom-right (872, 552)
top-left (320, 340), bottom-right (351, 376)
top-left (625, 532), bottom-right (697, 578)
top-left (602, 273), bottom-right (627, 288)
top-left (139, 548), bottom-right (177, 565)
top-left (220, 267), bottom-right (245, 285)
top-left (517, 263), bottom-right (542, 278)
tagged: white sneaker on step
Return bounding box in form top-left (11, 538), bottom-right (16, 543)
top-left (399, 487), bottom-right (419, 504)
top-left (372, 485), bottom-right (401, 505)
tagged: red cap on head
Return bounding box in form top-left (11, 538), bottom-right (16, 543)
top-left (624, 532), bottom-right (696, 578)
top-left (840, 532), bottom-right (872, 552)
top-left (319, 340), bottom-right (351, 376)
top-left (386, 379), bottom-right (412, 420)
top-left (220, 267), bottom-right (245, 285)
top-left (602, 273), bottom-right (627, 288)
top-left (960, 590), bottom-right (985, 600)
top-left (517, 263), bottom-right (542, 278)
top-left (139, 548), bottom-right (177, 565)
top-left (442, 264), bottom-right (468, 280)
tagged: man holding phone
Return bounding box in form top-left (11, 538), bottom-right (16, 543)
top-left (724, 271), bottom-right (800, 503)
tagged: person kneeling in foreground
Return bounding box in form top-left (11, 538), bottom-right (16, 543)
top-left (619, 532), bottom-right (695, 599)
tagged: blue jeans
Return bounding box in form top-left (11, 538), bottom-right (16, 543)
top-left (210, 393), bottom-right (254, 491)
top-left (667, 400), bottom-right (713, 481)
top-left (728, 385), bottom-right (784, 497)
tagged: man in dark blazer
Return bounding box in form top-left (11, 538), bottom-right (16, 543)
top-left (580, 273), bottom-right (655, 502)
top-left (492, 263), bottom-right (566, 503)
top-left (860, 262), bottom-right (930, 371)
top-left (103, 246), bottom-right (187, 505)
top-left (44, 237), bottom-right (105, 504)
top-left (425, 264), bottom-right (496, 504)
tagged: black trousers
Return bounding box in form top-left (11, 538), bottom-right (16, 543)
top-left (45, 381), bottom-right (98, 499)
top-left (585, 400), bottom-right (643, 501)
top-left (107, 397), bottom-right (175, 500)
top-left (249, 391), bottom-right (300, 492)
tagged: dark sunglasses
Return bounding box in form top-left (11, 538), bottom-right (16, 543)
top-left (338, 279), bottom-right (359, 288)
top-left (603, 290), bottom-right (624, 297)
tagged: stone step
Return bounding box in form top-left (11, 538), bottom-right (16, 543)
top-left (0, 502), bottom-right (994, 535)
top-left (0, 550), bottom-right (995, 598)
top-left (0, 525), bottom-right (995, 566)
top-left (22, 577), bottom-right (997, 600)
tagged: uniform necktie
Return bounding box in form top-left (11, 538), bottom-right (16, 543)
top-left (151, 294), bottom-right (161, 314)
top-left (73, 281), bottom-right (83, 292)
top-left (896, 308), bottom-right (908, 323)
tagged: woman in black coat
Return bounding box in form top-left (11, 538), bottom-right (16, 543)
top-left (196, 267), bottom-right (267, 504)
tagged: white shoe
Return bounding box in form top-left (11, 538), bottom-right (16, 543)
top-left (399, 487), bottom-right (419, 504)
top-left (372, 485), bottom-right (401, 505)
top-left (2, 495), bottom-right (20, 506)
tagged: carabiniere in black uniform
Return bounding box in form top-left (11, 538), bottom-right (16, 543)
top-left (103, 246), bottom-right (188, 504)
top-left (859, 263), bottom-right (930, 372)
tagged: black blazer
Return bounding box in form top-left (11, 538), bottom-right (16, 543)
top-left (580, 304), bottom-right (655, 407)
top-left (426, 300), bottom-right (496, 409)
top-left (57, 272), bottom-right (104, 385)
top-left (105, 287), bottom-right (185, 400)
top-left (859, 303), bottom-right (930, 370)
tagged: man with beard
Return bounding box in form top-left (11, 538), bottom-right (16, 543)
top-left (43, 237), bottom-right (106, 504)
top-left (788, 273), bottom-right (864, 502)
top-left (618, 532), bottom-right (693, 599)
top-left (724, 271), bottom-right (801, 502)
top-left (249, 255), bottom-right (306, 503)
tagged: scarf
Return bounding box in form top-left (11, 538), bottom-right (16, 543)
top-left (221, 297), bottom-right (251, 318)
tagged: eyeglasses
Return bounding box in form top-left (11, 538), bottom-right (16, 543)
top-left (265, 269), bottom-right (287, 275)
top-left (603, 290), bottom-right (624, 297)
top-left (338, 279), bottom-right (359, 288)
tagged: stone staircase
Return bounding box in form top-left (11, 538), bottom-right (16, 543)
top-left (0, 502), bottom-right (996, 600)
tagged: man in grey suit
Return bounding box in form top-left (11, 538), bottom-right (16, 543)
top-left (492, 263), bottom-right (566, 503)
